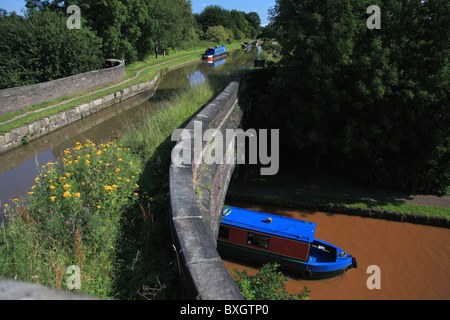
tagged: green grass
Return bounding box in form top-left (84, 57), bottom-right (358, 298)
top-left (228, 163), bottom-right (450, 220)
top-left (0, 69), bottom-right (242, 299)
top-left (302, 195), bottom-right (450, 218)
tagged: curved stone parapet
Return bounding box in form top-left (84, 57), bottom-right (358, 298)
top-left (0, 59), bottom-right (126, 117)
top-left (169, 76), bottom-right (246, 300)
top-left (0, 72), bottom-right (160, 155)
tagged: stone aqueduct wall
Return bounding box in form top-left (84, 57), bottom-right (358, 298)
top-left (169, 76), bottom-right (248, 300)
top-left (0, 73), bottom-right (159, 155)
top-left (0, 60), bottom-right (126, 117)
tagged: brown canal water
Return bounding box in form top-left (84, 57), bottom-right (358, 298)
top-left (223, 201), bottom-right (450, 300)
top-left (0, 47), bottom-right (259, 209)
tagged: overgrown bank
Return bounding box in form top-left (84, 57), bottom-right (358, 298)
top-left (0, 71), bottom-right (241, 299)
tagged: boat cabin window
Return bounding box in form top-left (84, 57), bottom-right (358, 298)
top-left (218, 226), bottom-right (229, 239)
top-left (247, 232), bottom-right (269, 249)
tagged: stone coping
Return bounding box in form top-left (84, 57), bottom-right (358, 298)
top-left (169, 77), bottom-right (245, 300)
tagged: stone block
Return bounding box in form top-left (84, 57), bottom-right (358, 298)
top-left (91, 98), bottom-right (103, 108)
top-left (4, 133), bottom-right (11, 143)
top-left (11, 125), bottom-right (29, 141)
top-left (65, 108), bottom-right (81, 122)
top-left (78, 103), bottom-right (90, 114)
top-left (27, 124), bottom-right (35, 135)
top-left (102, 94), bottom-right (115, 104)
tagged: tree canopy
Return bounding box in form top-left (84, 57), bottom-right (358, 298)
top-left (0, 9), bottom-right (103, 89)
top-left (250, 0), bottom-right (449, 194)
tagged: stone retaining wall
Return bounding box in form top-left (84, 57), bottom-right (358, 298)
top-left (0, 60), bottom-right (126, 117)
top-left (169, 76), bottom-right (247, 300)
top-left (0, 73), bottom-right (160, 155)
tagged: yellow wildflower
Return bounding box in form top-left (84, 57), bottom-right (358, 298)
top-left (50, 196), bottom-right (56, 202)
top-left (3, 204), bottom-right (8, 207)
top-left (75, 193), bottom-right (81, 198)
top-left (50, 185), bottom-right (55, 189)
top-left (63, 191), bottom-right (71, 197)
top-left (104, 186), bottom-right (113, 191)
top-left (28, 192), bottom-right (34, 195)
top-left (118, 158), bottom-right (123, 161)
top-left (85, 160), bottom-right (90, 164)
top-left (96, 150), bottom-right (102, 155)
top-left (97, 205), bottom-right (101, 209)
top-left (63, 184), bottom-right (71, 190)
top-left (115, 168), bottom-right (120, 173)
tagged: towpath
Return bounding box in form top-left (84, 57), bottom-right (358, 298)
top-left (0, 54), bottom-right (191, 127)
top-left (228, 179), bottom-right (450, 209)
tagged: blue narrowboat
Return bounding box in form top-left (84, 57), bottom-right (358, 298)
top-left (203, 46), bottom-right (228, 63)
top-left (217, 205), bottom-right (358, 279)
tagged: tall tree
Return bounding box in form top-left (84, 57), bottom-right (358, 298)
top-left (198, 5), bottom-right (231, 31)
top-left (0, 9), bottom-right (103, 89)
top-left (254, 0), bottom-right (449, 194)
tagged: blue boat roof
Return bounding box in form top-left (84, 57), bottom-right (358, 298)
top-left (221, 205), bottom-right (316, 243)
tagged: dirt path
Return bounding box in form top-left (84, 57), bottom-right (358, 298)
top-left (228, 179), bottom-right (450, 209)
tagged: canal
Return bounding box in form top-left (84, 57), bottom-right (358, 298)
top-left (0, 47), bottom-right (258, 207)
top-left (223, 201), bottom-right (450, 300)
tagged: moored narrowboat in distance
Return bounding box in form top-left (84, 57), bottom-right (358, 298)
top-left (217, 205), bottom-right (357, 279)
top-left (203, 45), bottom-right (228, 63)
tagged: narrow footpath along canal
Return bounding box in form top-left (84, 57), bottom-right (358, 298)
top-left (0, 47), bottom-right (258, 208)
top-left (223, 201), bottom-right (450, 300)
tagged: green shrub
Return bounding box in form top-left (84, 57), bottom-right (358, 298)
top-left (232, 263), bottom-right (310, 300)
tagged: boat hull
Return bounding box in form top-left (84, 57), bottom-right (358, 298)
top-left (218, 239), bottom-right (356, 280)
top-left (204, 52), bottom-right (228, 62)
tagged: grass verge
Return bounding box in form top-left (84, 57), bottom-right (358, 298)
top-left (227, 166), bottom-right (450, 220)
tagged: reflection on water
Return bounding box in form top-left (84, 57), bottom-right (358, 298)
top-left (187, 70), bottom-right (207, 87)
top-left (0, 48), bottom-right (257, 206)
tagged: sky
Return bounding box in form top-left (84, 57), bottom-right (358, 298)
top-left (0, 0), bottom-right (276, 26)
